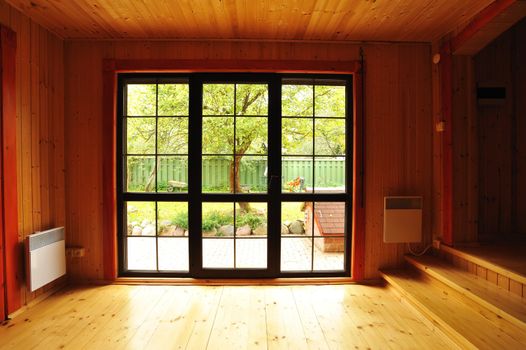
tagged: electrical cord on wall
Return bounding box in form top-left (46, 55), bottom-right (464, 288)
top-left (407, 243), bottom-right (433, 256)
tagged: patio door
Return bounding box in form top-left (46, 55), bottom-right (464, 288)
top-left (118, 73), bottom-right (351, 278)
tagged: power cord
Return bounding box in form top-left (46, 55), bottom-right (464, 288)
top-left (407, 243), bottom-right (433, 256)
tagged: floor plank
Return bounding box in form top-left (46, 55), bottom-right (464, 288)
top-left (0, 284), bottom-right (458, 349)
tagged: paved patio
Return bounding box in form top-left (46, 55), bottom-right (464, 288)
top-left (127, 235), bottom-right (344, 272)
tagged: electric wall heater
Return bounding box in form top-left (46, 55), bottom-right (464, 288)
top-left (26, 227), bottom-right (66, 292)
top-left (383, 197), bottom-right (423, 243)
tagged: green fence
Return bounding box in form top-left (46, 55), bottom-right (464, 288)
top-left (128, 157), bottom-right (345, 190)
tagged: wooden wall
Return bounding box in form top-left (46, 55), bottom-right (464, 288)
top-left (64, 41), bottom-right (432, 280)
top-left (474, 18), bottom-right (526, 239)
top-left (450, 55), bottom-right (478, 243)
top-left (0, 1), bottom-right (65, 308)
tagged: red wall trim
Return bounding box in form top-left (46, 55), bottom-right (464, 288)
top-left (110, 59), bottom-right (361, 74)
top-left (102, 59), bottom-right (365, 281)
top-left (440, 43), bottom-right (453, 246)
top-left (102, 62), bottom-right (117, 281)
top-left (352, 67), bottom-right (365, 281)
top-left (451, 0), bottom-right (516, 53)
top-left (0, 26), bottom-right (20, 318)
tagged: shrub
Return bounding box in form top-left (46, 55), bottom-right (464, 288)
top-left (202, 211), bottom-right (232, 231)
top-left (237, 213), bottom-right (264, 230)
top-left (172, 211), bottom-right (189, 230)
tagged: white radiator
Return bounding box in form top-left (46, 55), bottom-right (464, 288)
top-left (26, 227), bottom-right (66, 292)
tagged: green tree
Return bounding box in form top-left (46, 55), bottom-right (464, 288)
top-left (125, 82), bottom-right (346, 199)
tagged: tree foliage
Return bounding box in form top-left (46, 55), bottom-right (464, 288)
top-left (124, 82), bottom-right (346, 198)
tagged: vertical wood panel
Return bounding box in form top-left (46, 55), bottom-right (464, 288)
top-left (475, 17), bottom-right (526, 239)
top-left (0, 2), bottom-right (65, 314)
top-left (0, 25), bottom-right (19, 318)
top-left (65, 41), bottom-right (432, 281)
top-left (514, 19), bottom-right (526, 235)
top-left (451, 55), bottom-right (478, 243)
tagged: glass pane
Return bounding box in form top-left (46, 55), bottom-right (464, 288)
top-left (157, 117), bottom-right (188, 154)
top-left (202, 203), bottom-right (234, 237)
top-left (203, 117), bottom-right (234, 154)
top-left (314, 157), bottom-right (345, 193)
top-left (203, 239), bottom-right (234, 268)
top-left (127, 84), bottom-right (156, 116)
top-left (281, 238), bottom-right (312, 271)
top-left (315, 85), bottom-right (346, 117)
top-left (282, 85), bottom-right (313, 116)
top-left (202, 156), bottom-right (232, 193)
top-left (126, 156), bottom-right (156, 192)
top-left (282, 157), bottom-right (313, 193)
top-left (236, 239), bottom-right (267, 268)
top-left (313, 237), bottom-right (344, 271)
top-left (239, 156), bottom-right (267, 193)
top-left (127, 201), bottom-right (156, 236)
top-left (126, 118), bottom-right (155, 154)
top-left (158, 84), bottom-right (189, 116)
top-left (314, 119), bottom-right (345, 155)
top-left (158, 202), bottom-right (188, 236)
top-left (312, 202), bottom-right (346, 237)
top-left (236, 84), bottom-right (268, 115)
top-left (235, 202), bottom-right (267, 236)
top-left (282, 118), bottom-right (313, 155)
top-left (157, 156), bottom-right (188, 193)
top-left (281, 202), bottom-right (311, 237)
top-left (127, 237), bottom-right (156, 270)
top-left (203, 84), bottom-right (234, 115)
top-left (158, 238), bottom-right (189, 271)
top-left (235, 117), bottom-right (267, 155)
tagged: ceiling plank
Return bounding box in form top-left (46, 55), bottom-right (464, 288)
top-left (5, 0), bottom-right (496, 42)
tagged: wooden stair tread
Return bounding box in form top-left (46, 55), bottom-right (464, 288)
top-left (406, 254), bottom-right (526, 328)
top-left (440, 245), bottom-right (526, 285)
top-left (381, 268), bottom-right (526, 350)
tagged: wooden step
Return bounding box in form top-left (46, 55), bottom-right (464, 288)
top-left (380, 268), bottom-right (526, 350)
top-left (439, 244), bottom-right (526, 286)
top-left (406, 254), bottom-right (526, 330)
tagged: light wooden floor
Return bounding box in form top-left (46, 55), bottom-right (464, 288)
top-left (0, 284), bottom-right (457, 349)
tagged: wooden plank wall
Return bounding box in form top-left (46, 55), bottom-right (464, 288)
top-left (64, 41), bottom-right (432, 280)
top-left (474, 18), bottom-right (526, 239)
top-left (450, 55), bottom-right (478, 243)
top-left (0, 1), bottom-right (65, 307)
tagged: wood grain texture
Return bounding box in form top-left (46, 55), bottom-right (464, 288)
top-left (5, 0), bottom-right (493, 41)
top-left (451, 55), bottom-right (478, 243)
top-left (64, 40), bottom-right (432, 281)
top-left (475, 17), bottom-right (526, 239)
top-left (0, 284), bottom-right (457, 349)
top-left (0, 2), bottom-right (65, 312)
top-left (1, 25), bottom-right (21, 316)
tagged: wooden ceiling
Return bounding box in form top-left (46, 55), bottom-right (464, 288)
top-left (6, 0), bottom-right (494, 41)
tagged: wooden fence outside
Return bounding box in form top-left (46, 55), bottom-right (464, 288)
top-left (128, 157), bottom-right (345, 190)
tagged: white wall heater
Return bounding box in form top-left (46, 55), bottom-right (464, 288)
top-left (26, 227), bottom-right (66, 292)
top-left (383, 197), bottom-right (423, 243)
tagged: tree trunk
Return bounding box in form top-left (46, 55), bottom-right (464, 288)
top-left (145, 158), bottom-right (159, 192)
top-left (230, 155), bottom-right (251, 213)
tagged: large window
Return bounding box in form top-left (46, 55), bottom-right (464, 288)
top-left (118, 74), bottom-right (352, 278)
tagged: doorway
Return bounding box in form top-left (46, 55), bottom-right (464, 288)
top-left (117, 73), bottom-right (352, 278)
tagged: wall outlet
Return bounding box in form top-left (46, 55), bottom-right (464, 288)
top-left (66, 247), bottom-right (85, 258)
top-left (432, 239), bottom-right (441, 250)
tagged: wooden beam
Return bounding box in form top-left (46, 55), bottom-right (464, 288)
top-left (111, 59), bottom-right (361, 75)
top-left (102, 61), bottom-right (117, 281)
top-left (0, 26), bottom-right (20, 317)
top-left (440, 42), bottom-right (453, 246)
top-left (451, 0), bottom-right (516, 53)
top-left (352, 65), bottom-right (365, 281)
